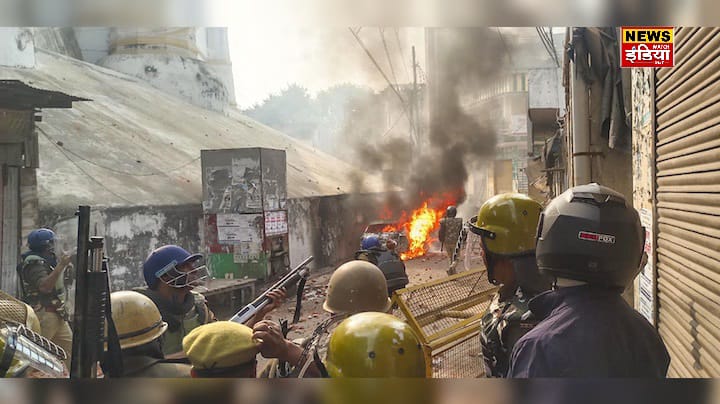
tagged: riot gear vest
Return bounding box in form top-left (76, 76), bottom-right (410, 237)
top-left (18, 254), bottom-right (67, 318)
top-left (480, 289), bottom-right (539, 378)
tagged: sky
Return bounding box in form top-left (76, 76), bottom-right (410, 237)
top-left (225, 26), bottom-right (564, 110)
top-left (227, 25), bottom-right (427, 109)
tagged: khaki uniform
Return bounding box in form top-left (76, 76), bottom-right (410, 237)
top-left (19, 254), bottom-right (73, 365)
top-left (122, 355), bottom-right (191, 378)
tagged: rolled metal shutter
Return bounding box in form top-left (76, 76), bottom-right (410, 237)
top-left (655, 27), bottom-right (720, 377)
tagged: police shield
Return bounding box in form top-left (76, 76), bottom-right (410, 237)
top-left (464, 228), bottom-right (486, 272)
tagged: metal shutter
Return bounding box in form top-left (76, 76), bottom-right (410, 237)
top-left (655, 27), bottom-right (720, 377)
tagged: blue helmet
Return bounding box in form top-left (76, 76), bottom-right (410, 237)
top-left (361, 235), bottom-right (382, 250)
top-left (143, 245), bottom-right (205, 290)
top-left (28, 229), bottom-right (56, 252)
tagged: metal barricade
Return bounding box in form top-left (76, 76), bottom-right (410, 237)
top-left (392, 269), bottom-right (498, 378)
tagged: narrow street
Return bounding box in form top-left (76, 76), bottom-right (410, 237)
top-left (256, 252), bottom-right (456, 373)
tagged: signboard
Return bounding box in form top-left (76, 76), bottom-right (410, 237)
top-left (216, 213), bottom-right (263, 244)
top-left (621, 27), bottom-right (674, 68)
top-left (637, 208), bottom-right (656, 326)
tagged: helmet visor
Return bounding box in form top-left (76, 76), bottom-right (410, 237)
top-left (157, 257), bottom-right (209, 290)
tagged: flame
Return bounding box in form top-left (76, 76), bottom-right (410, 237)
top-left (381, 224), bottom-right (398, 232)
top-left (399, 198), bottom-right (453, 260)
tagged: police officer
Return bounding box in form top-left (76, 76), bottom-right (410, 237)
top-left (439, 206), bottom-right (463, 261)
top-left (325, 312), bottom-right (427, 378)
top-left (355, 236), bottom-right (409, 296)
top-left (253, 260), bottom-right (392, 378)
top-left (466, 193), bottom-right (551, 377)
top-left (17, 228), bottom-right (73, 365)
top-left (183, 321), bottom-right (260, 378)
top-left (508, 183), bottom-right (670, 377)
top-left (108, 290), bottom-right (191, 377)
top-left (139, 245), bottom-right (215, 356)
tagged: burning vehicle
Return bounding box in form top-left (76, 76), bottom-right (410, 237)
top-left (362, 197), bottom-right (456, 261)
top-left (360, 221), bottom-right (410, 253)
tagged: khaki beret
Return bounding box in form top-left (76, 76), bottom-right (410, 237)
top-left (182, 321), bottom-right (259, 370)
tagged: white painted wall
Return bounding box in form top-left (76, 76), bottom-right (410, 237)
top-left (0, 28), bottom-right (36, 68)
top-left (205, 27), bottom-right (236, 105)
top-left (96, 28), bottom-right (232, 112)
top-left (98, 53), bottom-right (230, 113)
top-left (73, 27), bottom-right (111, 64)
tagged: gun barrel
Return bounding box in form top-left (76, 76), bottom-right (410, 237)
top-left (230, 256), bottom-right (313, 324)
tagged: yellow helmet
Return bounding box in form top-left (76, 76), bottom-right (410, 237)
top-left (323, 261), bottom-right (392, 315)
top-left (109, 291), bottom-right (168, 350)
top-left (0, 290), bottom-right (41, 333)
top-left (468, 193), bottom-right (542, 256)
top-left (325, 312), bottom-right (426, 378)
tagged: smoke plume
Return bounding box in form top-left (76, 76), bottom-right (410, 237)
top-left (351, 28), bottom-right (510, 212)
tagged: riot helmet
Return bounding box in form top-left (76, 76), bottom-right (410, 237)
top-left (323, 260), bottom-right (392, 314)
top-left (325, 312), bottom-right (427, 378)
top-left (467, 193), bottom-right (546, 288)
top-left (535, 183), bottom-right (644, 289)
top-left (27, 229), bottom-right (56, 253)
top-left (143, 245), bottom-right (208, 290)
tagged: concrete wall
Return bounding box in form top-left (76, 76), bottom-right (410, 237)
top-left (98, 53), bottom-right (230, 113)
top-left (287, 193), bottom-right (381, 271)
top-left (529, 68), bottom-right (563, 110)
top-left (40, 192), bottom-right (383, 296)
top-left (42, 204), bottom-right (203, 292)
top-left (587, 74), bottom-right (633, 199)
top-left (0, 28), bottom-right (36, 68)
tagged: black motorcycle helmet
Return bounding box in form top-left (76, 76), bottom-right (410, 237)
top-left (535, 183), bottom-right (645, 289)
top-left (446, 205), bottom-right (457, 218)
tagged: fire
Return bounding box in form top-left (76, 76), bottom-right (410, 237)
top-left (399, 200), bottom-right (451, 260)
top-left (381, 224), bottom-right (398, 232)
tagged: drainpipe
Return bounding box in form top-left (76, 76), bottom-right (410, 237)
top-left (570, 28), bottom-right (591, 185)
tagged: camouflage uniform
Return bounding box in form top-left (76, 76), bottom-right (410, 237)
top-left (18, 254), bottom-right (73, 364)
top-left (480, 289), bottom-right (539, 378)
top-left (439, 217), bottom-right (463, 261)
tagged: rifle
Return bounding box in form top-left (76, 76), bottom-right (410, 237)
top-left (229, 256), bottom-right (313, 325)
top-left (69, 206), bottom-right (123, 378)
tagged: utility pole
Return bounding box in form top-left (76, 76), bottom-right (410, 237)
top-left (412, 45), bottom-right (419, 146)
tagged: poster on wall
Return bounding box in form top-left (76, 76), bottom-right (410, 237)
top-left (264, 211), bottom-right (288, 236)
top-left (202, 166), bottom-right (233, 213)
top-left (201, 149), bottom-right (265, 214)
top-left (638, 208), bottom-right (655, 326)
top-left (216, 214), bottom-right (263, 243)
top-left (232, 157), bottom-right (263, 211)
top-left (261, 149), bottom-right (288, 211)
top-left (233, 241), bottom-right (261, 264)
